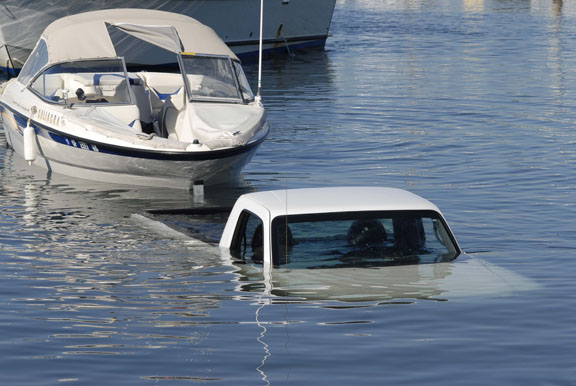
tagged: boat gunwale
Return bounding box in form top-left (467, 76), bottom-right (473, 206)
top-left (0, 100), bottom-right (269, 161)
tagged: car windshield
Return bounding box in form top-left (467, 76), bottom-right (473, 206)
top-left (271, 210), bottom-right (460, 269)
top-left (29, 59), bottom-right (132, 105)
top-left (180, 54), bottom-right (248, 102)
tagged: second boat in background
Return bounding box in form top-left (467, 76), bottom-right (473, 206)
top-left (0, 0), bottom-right (337, 75)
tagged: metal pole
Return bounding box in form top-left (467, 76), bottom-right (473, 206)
top-left (255, 0), bottom-right (264, 105)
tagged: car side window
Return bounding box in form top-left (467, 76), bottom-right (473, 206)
top-left (231, 210), bottom-right (264, 265)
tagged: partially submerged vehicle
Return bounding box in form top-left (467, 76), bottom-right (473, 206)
top-left (139, 187), bottom-right (540, 301)
top-left (219, 186), bottom-right (461, 268)
top-left (0, 9), bottom-right (269, 189)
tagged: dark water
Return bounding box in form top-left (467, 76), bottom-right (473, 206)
top-left (1, 0), bottom-right (576, 384)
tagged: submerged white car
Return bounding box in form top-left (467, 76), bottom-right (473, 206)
top-left (140, 187), bottom-right (540, 301)
top-left (219, 187), bottom-right (461, 269)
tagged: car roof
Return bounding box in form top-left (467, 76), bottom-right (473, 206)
top-left (238, 187), bottom-right (442, 219)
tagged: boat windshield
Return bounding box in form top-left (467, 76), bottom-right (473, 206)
top-left (29, 59), bottom-right (132, 105)
top-left (179, 54), bottom-right (252, 102)
top-left (18, 38), bottom-right (49, 85)
top-left (271, 210), bottom-right (460, 269)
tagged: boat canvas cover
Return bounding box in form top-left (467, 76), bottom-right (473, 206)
top-left (38, 9), bottom-right (237, 65)
top-left (110, 23), bottom-right (184, 54)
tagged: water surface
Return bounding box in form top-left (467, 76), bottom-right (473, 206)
top-left (1, 0), bottom-right (576, 384)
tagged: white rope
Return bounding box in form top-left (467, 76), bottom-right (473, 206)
top-left (255, 298), bottom-right (271, 386)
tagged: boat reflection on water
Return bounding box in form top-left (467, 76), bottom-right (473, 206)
top-left (1, 146), bottom-right (256, 216)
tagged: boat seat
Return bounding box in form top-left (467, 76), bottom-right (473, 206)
top-left (93, 73), bottom-right (125, 86)
top-left (92, 74), bottom-right (130, 102)
top-left (60, 73), bottom-right (101, 101)
top-left (129, 77), bottom-right (154, 125)
top-left (137, 72), bottom-right (184, 118)
top-left (153, 87), bottom-right (182, 101)
top-left (139, 72), bottom-right (183, 96)
top-left (57, 73), bottom-right (133, 104)
top-left (159, 88), bottom-right (186, 139)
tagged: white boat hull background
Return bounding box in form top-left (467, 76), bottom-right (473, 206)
top-left (0, 0), bottom-right (337, 74)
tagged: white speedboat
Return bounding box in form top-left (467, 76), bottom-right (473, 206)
top-left (0, 0), bottom-right (338, 75)
top-left (0, 9), bottom-right (269, 189)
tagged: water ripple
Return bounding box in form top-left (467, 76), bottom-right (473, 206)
top-left (1, 0), bottom-right (576, 384)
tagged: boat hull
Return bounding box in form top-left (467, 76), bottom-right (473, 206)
top-left (1, 103), bottom-right (267, 189)
top-left (0, 0), bottom-right (337, 74)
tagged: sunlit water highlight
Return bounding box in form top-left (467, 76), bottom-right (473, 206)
top-left (1, 0), bottom-right (575, 384)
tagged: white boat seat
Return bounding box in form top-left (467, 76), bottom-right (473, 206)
top-left (138, 72), bottom-right (184, 95)
top-left (93, 73), bottom-right (124, 86)
top-left (129, 78), bottom-right (154, 125)
top-left (160, 88), bottom-right (186, 139)
top-left (60, 73), bottom-right (101, 100)
top-left (154, 87), bottom-right (182, 101)
top-left (137, 71), bottom-right (185, 123)
top-left (55, 73), bottom-right (132, 104)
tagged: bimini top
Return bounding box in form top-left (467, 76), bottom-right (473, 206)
top-left (36, 8), bottom-right (236, 64)
top-left (239, 187), bottom-right (443, 219)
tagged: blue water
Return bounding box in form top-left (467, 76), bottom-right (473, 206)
top-left (1, 0), bottom-right (576, 384)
